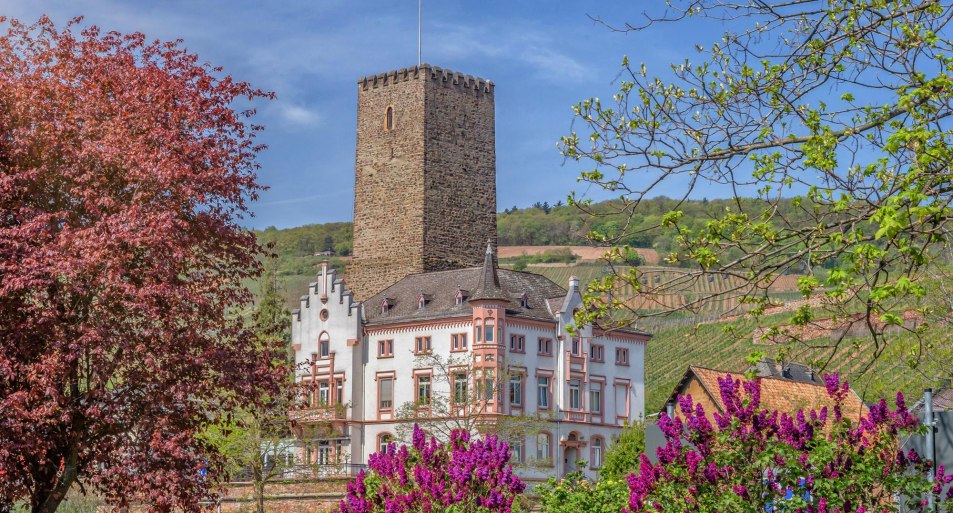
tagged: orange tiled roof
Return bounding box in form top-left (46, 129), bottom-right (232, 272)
top-left (674, 365), bottom-right (868, 421)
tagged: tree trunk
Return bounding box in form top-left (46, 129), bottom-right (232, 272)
top-left (254, 481), bottom-right (266, 513)
top-left (33, 445), bottom-right (79, 513)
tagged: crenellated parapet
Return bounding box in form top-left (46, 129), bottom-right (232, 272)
top-left (357, 63), bottom-right (494, 96)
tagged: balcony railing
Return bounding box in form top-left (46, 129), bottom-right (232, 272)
top-left (231, 463), bottom-right (367, 482)
top-left (290, 404), bottom-right (347, 423)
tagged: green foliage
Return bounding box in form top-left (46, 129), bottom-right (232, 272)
top-left (203, 269), bottom-right (294, 513)
top-left (535, 472), bottom-right (628, 513)
top-left (598, 420), bottom-right (645, 481)
top-left (561, 0), bottom-right (953, 375)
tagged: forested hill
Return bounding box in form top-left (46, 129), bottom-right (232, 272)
top-left (255, 196), bottom-right (804, 262)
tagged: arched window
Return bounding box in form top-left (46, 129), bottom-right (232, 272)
top-left (591, 436), bottom-right (604, 468)
top-left (319, 332), bottom-right (330, 358)
top-left (385, 106), bottom-right (394, 130)
top-left (484, 318), bottom-right (495, 343)
top-left (377, 432), bottom-right (393, 454)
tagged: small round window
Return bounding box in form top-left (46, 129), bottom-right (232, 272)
top-left (320, 309), bottom-right (329, 321)
top-left (385, 106), bottom-right (394, 130)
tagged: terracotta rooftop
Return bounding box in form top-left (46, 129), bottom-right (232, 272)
top-left (664, 365), bottom-right (869, 421)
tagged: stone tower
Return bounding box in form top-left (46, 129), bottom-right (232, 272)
top-left (347, 64), bottom-right (497, 301)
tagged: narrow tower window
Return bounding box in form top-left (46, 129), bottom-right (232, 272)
top-left (385, 106), bottom-right (394, 130)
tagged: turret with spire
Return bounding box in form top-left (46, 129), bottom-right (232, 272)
top-left (469, 240), bottom-right (509, 303)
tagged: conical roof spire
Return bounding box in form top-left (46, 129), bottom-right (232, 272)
top-left (469, 240), bottom-right (509, 302)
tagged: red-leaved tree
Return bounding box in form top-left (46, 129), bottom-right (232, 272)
top-left (0, 16), bottom-right (279, 513)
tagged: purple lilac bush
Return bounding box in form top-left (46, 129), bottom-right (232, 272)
top-left (341, 424), bottom-right (525, 513)
top-left (626, 374), bottom-right (953, 513)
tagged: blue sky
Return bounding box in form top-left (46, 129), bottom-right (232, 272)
top-left (4, 1), bottom-right (728, 229)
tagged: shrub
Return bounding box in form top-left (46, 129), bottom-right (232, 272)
top-left (536, 472), bottom-right (628, 513)
top-left (341, 425), bottom-right (525, 513)
top-left (626, 374), bottom-right (952, 513)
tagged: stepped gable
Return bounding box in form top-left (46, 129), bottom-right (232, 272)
top-left (363, 266), bottom-right (566, 325)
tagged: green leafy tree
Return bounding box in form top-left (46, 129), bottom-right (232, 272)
top-left (204, 270), bottom-right (293, 513)
top-left (597, 420), bottom-right (645, 481)
top-left (561, 1), bottom-right (953, 373)
top-left (393, 352), bottom-right (545, 460)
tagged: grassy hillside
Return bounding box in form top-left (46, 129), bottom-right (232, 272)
top-left (254, 202), bottom-right (946, 410)
top-left (642, 314), bottom-right (945, 415)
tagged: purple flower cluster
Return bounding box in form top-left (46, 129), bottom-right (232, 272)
top-left (625, 373), bottom-right (950, 513)
top-left (341, 424), bottom-right (525, 513)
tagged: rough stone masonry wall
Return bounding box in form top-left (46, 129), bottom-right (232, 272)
top-left (422, 69), bottom-right (496, 272)
top-left (348, 65), bottom-right (496, 301)
top-left (349, 67), bottom-right (428, 301)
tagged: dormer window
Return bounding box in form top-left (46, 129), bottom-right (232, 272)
top-left (417, 292), bottom-right (432, 310)
top-left (455, 289), bottom-right (468, 305)
top-left (519, 292), bottom-right (529, 308)
top-left (380, 298), bottom-right (394, 315)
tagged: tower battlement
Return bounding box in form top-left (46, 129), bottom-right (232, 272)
top-left (348, 64), bottom-right (497, 301)
top-left (357, 64), bottom-right (494, 96)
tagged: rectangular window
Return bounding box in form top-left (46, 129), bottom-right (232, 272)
top-left (537, 338), bottom-right (552, 355)
top-left (571, 337), bottom-right (581, 356)
top-left (414, 336), bottom-right (432, 354)
top-left (336, 379), bottom-right (344, 405)
top-left (416, 375), bottom-right (432, 405)
top-left (536, 433), bottom-right (550, 461)
top-left (318, 381), bottom-right (330, 406)
top-left (479, 374), bottom-right (495, 402)
top-left (591, 441), bottom-right (603, 468)
top-left (569, 379), bottom-right (581, 410)
top-left (378, 339), bottom-right (394, 358)
top-left (320, 339), bottom-right (330, 358)
top-left (590, 344), bottom-right (604, 362)
top-left (511, 438), bottom-right (524, 463)
top-left (615, 384), bottom-right (628, 417)
top-left (509, 335), bottom-right (525, 353)
top-left (379, 378), bottom-right (394, 410)
top-left (484, 320), bottom-right (495, 343)
top-left (509, 375), bottom-right (522, 407)
top-left (537, 376), bottom-right (550, 409)
top-left (453, 373), bottom-right (468, 404)
top-left (616, 347), bottom-right (629, 365)
top-left (590, 383), bottom-right (602, 414)
top-left (317, 442), bottom-right (331, 465)
top-left (451, 333), bottom-right (468, 351)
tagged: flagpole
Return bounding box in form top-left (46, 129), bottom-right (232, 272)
top-left (417, 0), bottom-right (422, 65)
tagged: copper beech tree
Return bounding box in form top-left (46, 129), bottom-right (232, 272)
top-left (0, 16), bottom-right (281, 512)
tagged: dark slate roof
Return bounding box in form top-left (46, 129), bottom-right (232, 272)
top-left (470, 242), bottom-right (509, 302)
top-left (910, 387), bottom-right (953, 415)
top-left (364, 267), bottom-right (567, 325)
top-left (752, 358), bottom-right (824, 385)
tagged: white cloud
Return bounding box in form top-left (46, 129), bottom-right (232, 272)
top-left (274, 103), bottom-right (321, 126)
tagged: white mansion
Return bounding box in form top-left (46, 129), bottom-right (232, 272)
top-left (290, 247), bottom-right (648, 480)
top-left (289, 64), bottom-right (649, 481)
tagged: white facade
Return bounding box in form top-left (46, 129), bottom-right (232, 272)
top-left (291, 262), bottom-right (649, 481)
